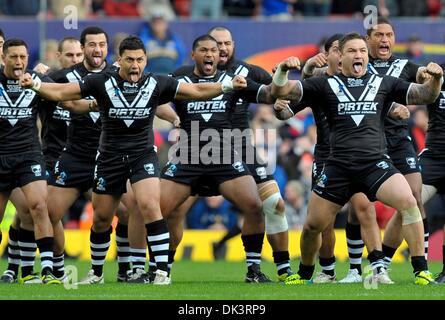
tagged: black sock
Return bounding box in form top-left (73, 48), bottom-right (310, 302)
top-left (345, 222), bottom-right (363, 274)
top-left (19, 228), bottom-right (36, 277)
top-left (168, 250), bottom-right (176, 276)
top-left (411, 255), bottom-right (428, 275)
top-left (423, 218), bottom-right (429, 259)
top-left (53, 253), bottom-right (65, 278)
top-left (297, 263), bottom-right (315, 280)
top-left (90, 228), bottom-right (112, 277)
top-left (382, 243), bottom-right (397, 268)
top-left (131, 247), bottom-right (146, 273)
top-left (368, 250), bottom-right (385, 273)
top-left (115, 222), bottom-right (130, 275)
top-left (273, 251), bottom-right (291, 275)
top-left (145, 219), bottom-right (169, 273)
top-left (319, 256), bottom-right (336, 276)
top-left (147, 246), bottom-right (156, 273)
top-left (216, 225), bottom-right (242, 247)
top-left (36, 237), bottom-right (54, 276)
top-left (241, 233), bottom-right (264, 271)
top-left (6, 227), bottom-right (20, 275)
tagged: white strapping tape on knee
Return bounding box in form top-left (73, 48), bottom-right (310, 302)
top-left (259, 182), bottom-right (288, 234)
top-left (400, 206), bottom-right (422, 226)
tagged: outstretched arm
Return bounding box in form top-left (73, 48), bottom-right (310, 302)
top-left (20, 73), bottom-right (82, 101)
top-left (407, 62), bottom-right (443, 105)
top-left (175, 75), bottom-right (247, 101)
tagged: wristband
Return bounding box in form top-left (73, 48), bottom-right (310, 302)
top-left (221, 77), bottom-right (234, 93)
top-left (272, 65), bottom-right (289, 87)
top-left (31, 77), bottom-right (42, 92)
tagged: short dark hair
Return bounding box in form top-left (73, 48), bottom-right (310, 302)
top-left (339, 32), bottom-right (366, 52)
top-left (119, 35), bottom-right (146, 56)
top-left (366, 17), bottom-right (394, 36)
top-left (58, 36), bottom-right (79, 52)
top-left (80, 26), bottom-right (109, 46)
top-left (0, 28), bottom-right (5, 40)
top-left (192, 34), bottom-right (218, 51)
top-left (324, 33), bottom-right (343, 52)
top-left (3, 38), bottom-right (28, 54)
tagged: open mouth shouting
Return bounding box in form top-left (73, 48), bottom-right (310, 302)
top-left (352, 61), bottom-right (364, 74)
top-left (203, 60), bottom-right (214, 73)
top-left (378, 44), bottom-right (391, 57)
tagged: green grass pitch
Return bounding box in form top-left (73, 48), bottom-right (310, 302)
top-left (0, 259), bottom-right (444, 300)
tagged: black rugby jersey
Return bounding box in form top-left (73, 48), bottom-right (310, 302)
top-left (424, 64), bottom-right (445, 155)
top-left (289, 76), bottom-right (331, 162)
top-left (173, 59), bottom-right (271, 130)
top-left (56, 62), bottom-right (116, 156)
top-left (171, 70), bottom-right (263, 163)
top-left (300, 72), bottom-right (411, 163)
top-left (39, 68), bottom-right (71, 166)
top-left (80, 69), bottom-right (179, 154)
top-left (368, 55), bottom-right (420, 148)
top-left (0, 70), bottom-right (52, 155)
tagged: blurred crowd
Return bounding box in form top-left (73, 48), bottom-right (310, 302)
top-left (1, 0), bottom-right (445, 19)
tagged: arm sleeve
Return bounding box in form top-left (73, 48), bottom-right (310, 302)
top-left (236, 77), bottom-right (263, 103)
top-left (157, 75), bottom-right (180, 104)
top-left (300, 77), bottom-right (325, 104)
top-left (78, 73), bottom-right (102, 98)
top-left (248, 64), bottom-right (273, 85)
top-left (386, 76), bottom-right (412, 106)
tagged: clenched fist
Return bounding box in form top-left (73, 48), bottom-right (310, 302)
top-left (279, 57), bottom-right (301, 72)
top-left (425, 62), bottom-right (443, 80)
top-left (20, 73), bottom-right (34, 89)
top-left (232, 75), bottom-right (247, 90)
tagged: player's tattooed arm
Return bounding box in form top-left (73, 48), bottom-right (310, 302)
top-left (271, 57), bottom-right (303, 101)
top-left (408, 62), bottom-right (443, 105)
top-left (273, 99), bottom-right (294, 120)
top-left (388, 103), bottom-right (410, 120)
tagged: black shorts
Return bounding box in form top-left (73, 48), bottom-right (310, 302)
top-left (312, 157), bottom-right (400, 206)
top-left (94, 150), bottom-right (160, 195)
top-left (161, 160), bottom-right (250, 194)
top-left (0, 152), bottom-right (46, 192)
top-left (419, 149), bottom-right (445, 194)
top-left (387, 140), bottom-right (420, 175)
top-left (45, 160), bottom-right (57, 185)
top-left (311, 160), bottom-right (326, 190)
top-left (51, 150), bottom-right (96, 192)
top-left (236, 140), bottom-right (274, 184)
